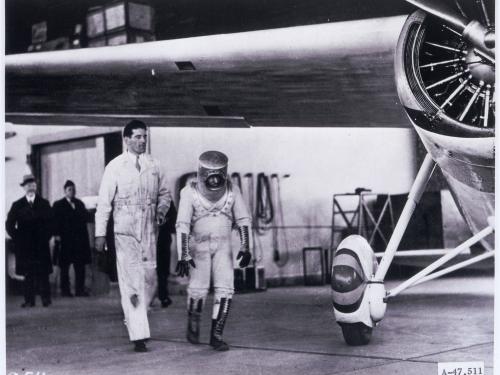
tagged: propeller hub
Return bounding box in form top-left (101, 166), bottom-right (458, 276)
top-left (465, 48), bottom-right (495, 86)
top-left (463, 20), bottom-right (495, 62)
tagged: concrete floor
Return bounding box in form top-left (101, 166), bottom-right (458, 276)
top-left (6, 276), bottom-right (494, 375)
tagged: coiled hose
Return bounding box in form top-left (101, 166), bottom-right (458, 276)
top-left (255, 173), bottom-right (274, 235)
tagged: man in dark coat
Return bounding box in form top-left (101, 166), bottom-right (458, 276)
top-left (156, 202), bottom-right (177, 308)
top-left (53, 180), bottom-right (92, 297)
top-left (6, 174), bottom-right (54, 307)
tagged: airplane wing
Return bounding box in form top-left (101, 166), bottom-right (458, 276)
top-left (5, 16), bottom-right (410, 128)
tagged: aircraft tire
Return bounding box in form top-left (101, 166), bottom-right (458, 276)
top-left (340, 322), bottom-right (372, 346)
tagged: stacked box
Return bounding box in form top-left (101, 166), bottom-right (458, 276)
top-left (86, 1), bottom-right (155, 47)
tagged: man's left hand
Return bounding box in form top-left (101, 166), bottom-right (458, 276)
top-left (157, 215), bottom-right (166, 225)
top-left (130, 294), bottom-right (139, 308)
top-left (237, 251), bottom-right (252, 268)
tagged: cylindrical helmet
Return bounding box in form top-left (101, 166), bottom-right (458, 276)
top-left (197, 150), bottom-right (229, 202)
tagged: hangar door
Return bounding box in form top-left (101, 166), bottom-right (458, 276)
top-left (34, 132), bottom-right (122, 203)
top-left (29, 131), bottom-right (123, 289)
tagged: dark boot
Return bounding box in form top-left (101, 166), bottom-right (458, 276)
top-left (209, 298), bottom-right (232, 351)
top-left (161, 296), bottom-right (172, 308)
top-left (186, 298), bottom-right (203, 344)
top-left (133, 339), bottom-right (148, 353)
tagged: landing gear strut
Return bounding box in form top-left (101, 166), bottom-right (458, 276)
top-left (331, 154), bottom-right (435, 345)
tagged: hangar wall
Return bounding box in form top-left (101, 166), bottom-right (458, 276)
top-left (5, 125), bottom-right (89, 210)
top-left (149, 127), bottom-right (418, 282)
top-left (5, 125), bottom-right (470, 284)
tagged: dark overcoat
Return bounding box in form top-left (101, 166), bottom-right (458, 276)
top-left (6, 195), bottom-right (54, 275)
top-left (52, 197), bottom-right (91, 265)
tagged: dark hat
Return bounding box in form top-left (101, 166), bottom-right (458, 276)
top-left (64, 180), bottom-right (75, 189)
top-left (20, 174), bottom-right (36, 186)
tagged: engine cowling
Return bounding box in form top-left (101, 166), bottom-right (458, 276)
top-left (394, 3), bottom-right (495, 250)
top-left (395, 3), bottom-right (495, 138)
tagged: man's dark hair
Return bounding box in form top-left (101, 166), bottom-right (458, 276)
top-left (123, 119), bottom-right (147, 138)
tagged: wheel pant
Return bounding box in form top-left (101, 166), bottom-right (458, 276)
top-left (211, 297), bottom-right (232, 343)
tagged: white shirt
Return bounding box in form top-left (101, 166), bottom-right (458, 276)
top-left (66, 197), bottom-right (76, 209)
top-left (26, 193), bottom-right (35, 204)
top-left (126, 150), bottom-right (144, 170)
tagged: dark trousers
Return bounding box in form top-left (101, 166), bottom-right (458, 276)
top-left (156, 240), bottom-right (171, 302)
top-left (157, 265), bottom-right (169, 301)
top-left (60, 262), bottom-right (86, 294)
top-left (24, 272), bottom-right (51, 304)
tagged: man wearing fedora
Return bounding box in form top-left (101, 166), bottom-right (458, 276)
top-left (53, 180), bottom-right (92, 297)
top-left (6, 174), bottom-right (55, 307)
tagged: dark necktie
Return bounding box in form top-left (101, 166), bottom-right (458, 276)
top-left (135, 155), bottom-right (141, 172)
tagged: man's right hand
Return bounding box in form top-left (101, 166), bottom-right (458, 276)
top-left (95, 236), bottom-right (107, 252)
top-left (176, 259), bottom-right (196, 277)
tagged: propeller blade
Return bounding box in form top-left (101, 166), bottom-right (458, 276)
top-left (405, 0), bottom-right (469, 32)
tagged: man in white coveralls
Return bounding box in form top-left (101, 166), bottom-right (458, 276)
top-left (176, 150), bottom-right (252, 351)
top-left (95, 120), bottom-right (171, 353)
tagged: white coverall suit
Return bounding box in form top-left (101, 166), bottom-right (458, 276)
top-left (95, 152), bottom-right (171, 341)
top-left (176, 182), bottom-right (251, 301)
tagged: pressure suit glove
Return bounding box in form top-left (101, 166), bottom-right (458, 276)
top-left (176, 259), bottom-right (196, 277)
top-left (237, 225), bottom-right (252, 268)
top-left (237, 251), bottom-right (252, 268)
top-left (176, 232), bottom-right (195, 277)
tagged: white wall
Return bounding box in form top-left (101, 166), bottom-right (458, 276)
top-left (4, 125), bottom-right (88, 211)
top-left (150, 127), bottom-right (418, 280)
top-left (4, 123), bottom-right (477, 283)
top-left (5, 125), bottom-right (419, 281)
